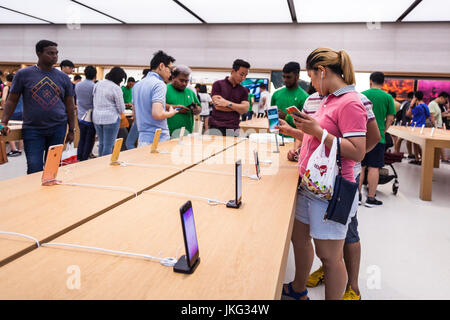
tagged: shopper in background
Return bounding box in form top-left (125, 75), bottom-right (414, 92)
top-left (359, 72), bottom-right (396, 207)
top-left (75, 65), bottom-right (97, 161)
top-left (198, 84), bottom-right (212, 132)
top-left (166, 65), bottom-right (201, 138)
top-left (1, 73), bottom-right (24, 157)
top-left (259, 83), bottom-right (270, 118)
top-left (142, 68), bottom-right (150, 79)
top-left (428, 92), bottom-right (447, 129)
top-left (0, 70), bottom-right (4, 100)
top-left (92, 67), bottom-right (126, 156)
top-left (271, 62), bottom-right (309, 131)
top-left (241, 91), bottom-right (254, 122)
top-left (122, 77), bottom-right (135, 110)
top-left (133, 50), bottom-right (178, 146)
top-left (73, 75), bottom-right (82, 85)
top-left (406, 91), bottom-right (431, 165)
top-left (209, 59), bottom-right (250, 136)
top-left (395, 91), bottom-right (414, 157)
top-left (60, 59), bottom-right (75, 76)
top-left (278, 48), bottom-right (367, 300)
top-left (0, 40), bottom-right (75, 174)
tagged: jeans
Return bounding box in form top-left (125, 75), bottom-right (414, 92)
top-left (241, 111), bottom-right (253, 122)
top-left (22, 123), bottom-right (67, 174)
top-left (77, 120), bottom-right (96, 161)
top-left (94, 118), bottom-right (120, 157)
top-left (125, 122), bottom-right (139, 150)
top-left (138, 129), bottom-right (170, 145)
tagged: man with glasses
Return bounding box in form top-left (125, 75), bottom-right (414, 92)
top-left (133, 50), bottom-right (178, 145)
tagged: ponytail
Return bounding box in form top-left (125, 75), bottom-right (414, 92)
top-left (306, 48), bottom-right (355, 85)
top-left (339, 50), bottom-right (355, 85)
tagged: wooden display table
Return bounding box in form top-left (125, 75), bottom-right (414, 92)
top-left (387, 126), bottom-right (450, 201)
top-left (0, 136), bottom-right (243, 266)
top-left (0, 141), bottom-right (299, 299)
top-left (239, 118), bottom-right (269, 135)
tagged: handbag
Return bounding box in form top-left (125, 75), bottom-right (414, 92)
top-left (324, 138), bottom-right (358, 225)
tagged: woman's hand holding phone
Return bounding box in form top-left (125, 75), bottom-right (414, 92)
top-left (292, 112), bottom-right (322, 138)
top-left (275, 118), bottom-right (292, 136)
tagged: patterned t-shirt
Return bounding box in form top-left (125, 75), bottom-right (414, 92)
top-left (10, 65), bottom-right (74, 129)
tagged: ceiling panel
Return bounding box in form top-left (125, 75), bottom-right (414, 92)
top-left (0, 0), bottom-right (120, 24)
top-left (293, 0), bottom-right (415, 23)
top-left (178, 0), bottom-right (292, 23)
top-left (403, 0), bottom-right (450, 21)
top-left (76, 0), bottom-right (201, 24)
top-left (0, 7), bottom-right (49, 24)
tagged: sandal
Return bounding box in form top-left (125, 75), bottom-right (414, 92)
top-left (282, 282), bottom-right (309, 300)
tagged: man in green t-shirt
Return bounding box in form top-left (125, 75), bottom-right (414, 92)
top-left (360, 72), bottom-right (396, 208)
top-left (271, 61), bottom-right (309, 129)
top-left (121, 77), bottom-right (135, 109)
top-left (166, 65), bottom-right (201, 138)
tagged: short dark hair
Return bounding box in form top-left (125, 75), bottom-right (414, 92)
top-left (407, 91), bottom-right (414, 99)
top-left (0, 70), bottom-right (3, 76)
top-left (105, 67), bottom-right (127, 85)
top-left (74, 75), bottom-right (82, 81)
top-left (35, 40), bottom-right (57, 54)
top-left (127, 77), bottom-right (136, 83)
top-left (232, 59), bottom-right (250, 71)
top-left (260, 84), bottom-right (266, 90)
top-left (282, 62), bottom-right (300, 74)
top-left (142, 68), bottom-right (150, 77)
top-left (438, 91), bottom-right (449, 98)
top-left (370, 71), bottom-right (385, 85)
top-left (199, 84), bottom-right (207, 94)
top-left (414, 91), bottom-right (424, 100)
top-left (60, 59), bottom-right (75, 69)
top-left (389, 91), bottom-right (397, 99)
top-left (150, 50), bottom-right (175, 71)
top-left (6, 73), bottom-right (14, 82)
top-left (84, 65), bottom-right (97, 80)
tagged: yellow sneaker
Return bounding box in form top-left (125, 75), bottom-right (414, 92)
top-left (342, 285), bottom-right (361, 300)
top-left (306, 266), bottom-right (324, 288)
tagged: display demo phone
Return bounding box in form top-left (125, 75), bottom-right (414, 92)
top-left (41, 144), bottom-right (64, 186)
top-left (227, 160), bottom-right (242, 208)
top-left (173, 200), bottom-right (200, 274)
top-left (110, 138), bottom-right (123, 165)
top-left (254, 150), bottom-right (261, 179)
top-left (150, 129), bottom-right (162, 153)
top-left (267, 105), bottom-right (280, 133)
top-left (178, 126), bottom-right (185, 144)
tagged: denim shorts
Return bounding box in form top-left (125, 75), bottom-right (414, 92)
top-left (295, 187), bottom-right (358, 240)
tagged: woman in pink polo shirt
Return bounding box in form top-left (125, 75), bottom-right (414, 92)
top-left (278, 48), bottom-right (367, 300)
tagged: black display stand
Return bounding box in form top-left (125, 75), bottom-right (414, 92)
top-left (173, 255), bottom-right (200, 274)
top-left (226, 199), bottom-right (241, 209)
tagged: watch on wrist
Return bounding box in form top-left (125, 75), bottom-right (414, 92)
top-left (228, 103), bottom-right (233, 109)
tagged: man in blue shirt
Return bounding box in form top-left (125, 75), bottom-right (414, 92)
top-left (0, 40), bottom-right (75, 174)
top-left (406, 91), bottom-right (431, 165)
top-left (75, 65), bottom-right (97, 161)
top-left (133, 50), bottom-right (178, 145)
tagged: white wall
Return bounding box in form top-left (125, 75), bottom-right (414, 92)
top-left (0, 22), bottom-right (449, 73)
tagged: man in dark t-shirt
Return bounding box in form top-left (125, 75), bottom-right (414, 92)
top-left (0, 40), bottom-right (75, 174)
top-left (209, 59), bottom-right (250, 136)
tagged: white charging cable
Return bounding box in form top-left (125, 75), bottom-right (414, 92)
top-left (41, 242), bottom-right (180, 267)
top-left (56, 182), bottom-right (138, 198)
top-left (144, 189), bottom-right (228, 206)
top-left (190, 168), bottom-right (259, 180)
top-left (118, 161), bottom-right (179, 171)
top-left (0, 231), bottom-right (40, 248)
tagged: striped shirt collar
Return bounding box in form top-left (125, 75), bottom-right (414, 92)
top-left (332, 85), bottom-right (356, 96)
top-left (148, 71), bottom-right (163, 81)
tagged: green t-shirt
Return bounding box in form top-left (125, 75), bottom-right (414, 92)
top-left (121, 86), bottom-right (132, 104)
top-left (166, 84), bottom-right (201, 137)
top-left (248, 93), bottom-right (254, 112)
top-left (362, 88), bottom-right (396, 144)
top-left (271, 86), bottom-right (309, 128)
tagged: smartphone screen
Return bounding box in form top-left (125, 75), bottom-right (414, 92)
top-left (181, 202), bottom-right (199, 266)
top-left (236, 160), bottom-right (242, 203)
top-left (253, 150), bottom-right (260, 179)
top-left (267, 108), bottom-right (279, 133)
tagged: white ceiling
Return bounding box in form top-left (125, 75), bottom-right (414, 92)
top-left (0, 0), bottom-right (449, 24)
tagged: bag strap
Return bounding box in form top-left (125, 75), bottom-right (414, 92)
top-left (336, 137), bottom-right (342, 176)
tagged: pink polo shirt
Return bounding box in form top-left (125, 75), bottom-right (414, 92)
top-left (298, 89), bottom-right (367, 183)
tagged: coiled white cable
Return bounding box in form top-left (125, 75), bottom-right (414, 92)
top-left (144, 189), bottom-right (228, 206)
top-left (41, 242), bottom-right (181, 267)
top-left (0, 231), bottom-right (40, 247)
top-left (56, 181), bottom-right (138, 198)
